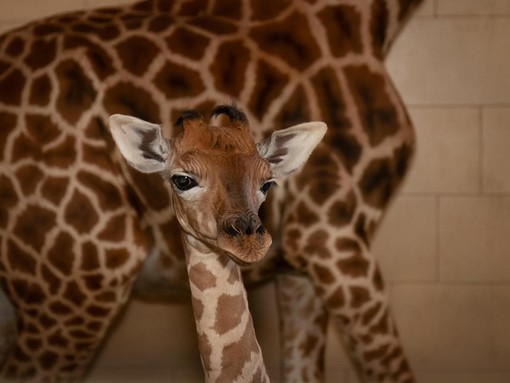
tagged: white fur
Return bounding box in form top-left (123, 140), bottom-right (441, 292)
top-left (257, 122), bottom-right (327, 178)
top-left (108, 114), bottom-right (169, 173)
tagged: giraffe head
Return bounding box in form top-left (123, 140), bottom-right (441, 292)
top-left (109, 105), bottom-right (326, 265)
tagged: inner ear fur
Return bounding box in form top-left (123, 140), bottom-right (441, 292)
top-left (258, 121), bottom-right (327, 178)
top-left (109, 114), bottom-right (170, 174)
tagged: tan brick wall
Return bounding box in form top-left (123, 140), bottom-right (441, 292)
top-left (1, 0), bottom-right (509, 382)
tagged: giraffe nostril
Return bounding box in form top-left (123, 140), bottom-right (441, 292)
top-left (224, 215), bottom-right (264, 237)
top-left (225, 218), bottom-right (245, 236)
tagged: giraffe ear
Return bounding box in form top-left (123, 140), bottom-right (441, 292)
top-left (257, 121), bottom-right (327, 178)
top-left (108, 114), bottom-right (170, 173)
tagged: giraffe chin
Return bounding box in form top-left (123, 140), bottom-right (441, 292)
top-left (217, 233), bottom-right (272, 266)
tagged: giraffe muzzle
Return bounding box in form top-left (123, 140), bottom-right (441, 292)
top-left (218, 213), bottom-right (272, 265)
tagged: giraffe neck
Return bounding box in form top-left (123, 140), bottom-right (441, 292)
top-left (182, 234), bottom-right (269, 383)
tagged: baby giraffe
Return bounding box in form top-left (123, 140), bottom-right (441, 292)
top-left (109, 105), bottom-right (326, 383)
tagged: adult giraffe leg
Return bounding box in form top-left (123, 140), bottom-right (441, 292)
top-left (0, 210), bottom-right (146, 382)
top-left (306, 235), bottom-right (415, 383)
top-left (275, 273), bottom-right (328, 383)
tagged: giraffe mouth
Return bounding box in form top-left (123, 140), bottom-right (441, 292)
top-left (217, 231), bottom-right (272, 266)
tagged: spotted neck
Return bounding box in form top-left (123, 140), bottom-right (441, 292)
top-left (182, 233), bottom-right (269, 383)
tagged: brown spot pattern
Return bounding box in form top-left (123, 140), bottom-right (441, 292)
top-left (11, 133), bottom-right (39, 163)
top-left (14, 205), bottom-right (56, 252)
top-left (63, 36), bottom-right (116, 79)
top-left (98, 214), bottom-right (126, 242)
top-left (29, 75), bottom-right (52, 106)
top-left (25, 114), bottom-right (60, 145)
top-left (358, 158), bottom-right (396, 209)
top-left (373, 266), bottom-right (385, 291)
top-left (81, 242), bottom-right (100, 271)
top-left (318, 5), bottom-right (363, 57)
top-left (166, 27), bottom-right (209, 60)
top-left (0, 175), bottom-right (19, 209)
top-left (24, 38), bottom-right (58, 71)
top-left (11, 279), bottom-right (45, 304)
top-left (250, 0), bottom-right (291, 21)
top-left (299, 334), bottom-right (319, 357)
top-left (126, 170), bottom-right (170, 210)
top-left (41, 177), bottom-right (68, 205)
top-left (105, 248), bottom-right (129, 269)
top-left (82, 144), bottom-right (113, 173)
top-left (189, 262), bottom-right (216, 291)
top-left (249, 60), bottom-right (288, 117)
top-left (84, 274), bottom-right (103, 291)
top-left (115, 36), bottom-right (159, 76)
top-left (5, 37), bottom-right (25, 57)
top-left (159, 217), bottom-right (185, 256)
top-left (370, 0), bottom-right (389, 58)
top-left (294, 202), bottom-right (319, 226)
top-left (47, 232), bottom-right (75, 275)
top-left (337, 253), bottom-right (370, 278)
top-left (86, 304), bottom-right (111, 317)
top-left (218, 318), bottom-right (259, 382)
top-left (15, 165), bottom-right (44, 197)
top-left (0, 69), bottom-right (25, 105)
top-left (349, 286), bottom-right (371, 309)
top-left (0, 111), bottom-right (17, 161)
top-left (77, 171), bottom-right (122, 211)
top-left (148, 15), bottom-right (173, 33)
top-left (275, 85), bottom-right (310, 127)
top-left (362, 302), bottom-right (383, 326)
top-left (49, 301), bottom-right (73, 315)
top-left (250, 11), bottom-right (321, 71)
top-left (214, 293), bottom-right (245, 335)
top-left (39, 351), bottom-right (58, 370)
top-left (41, 265), bottom-right (61, 295)
top-left (344, 65), bottom-right (398, 147)
top-left (43, 135), bottom-right (77, 168)
top-left (312, 263), bottom-right (335, 284)
top-left (63, 281), bottom-right (86, 306)
top-left (325, 287), bottom-right (345, 309)
top-left (328, 192), bottom-right (356, 227)
top-left (64, 190), bottom-right (99, 234)
top-left (55, 60), bottom-right (97, 124)
top-left (154, 61), bottom-right (206, 100)
top-left (303, 230), bottom-right (330, 261)
top-left (210, 40), bottom-right (250, 98)
top-left (212, 0), bottom-right (242, 20)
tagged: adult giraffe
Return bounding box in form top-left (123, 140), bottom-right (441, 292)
top-left (0, 0), bottom-right (422, 382)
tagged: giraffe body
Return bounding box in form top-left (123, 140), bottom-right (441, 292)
top-left (0, 0), bottom-right (422, 382)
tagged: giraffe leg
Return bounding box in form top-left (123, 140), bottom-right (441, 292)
top-left (0, 207), bottom-right (146, 383)
top-left (305, 236), bottom-right (415, 383)
top-left (0, 261), bottom-right (140, 383)
top-left (275, 273), bottom-right (328, 383)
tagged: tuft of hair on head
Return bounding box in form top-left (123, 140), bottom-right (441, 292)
top-left (211, 104), bottom-right (248, 129)
top-left (175, 109), bottom-right (203, 127)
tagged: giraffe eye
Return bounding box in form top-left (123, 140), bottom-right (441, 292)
top-left (171, 175), bottom-right (198, 191)
top-left (260, 181), bottom-right (275, 195)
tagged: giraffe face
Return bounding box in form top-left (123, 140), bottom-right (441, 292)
top-left (169, 148), bottom-right (273, 265)
top-left (109, 105), bottom-right (326, 265)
